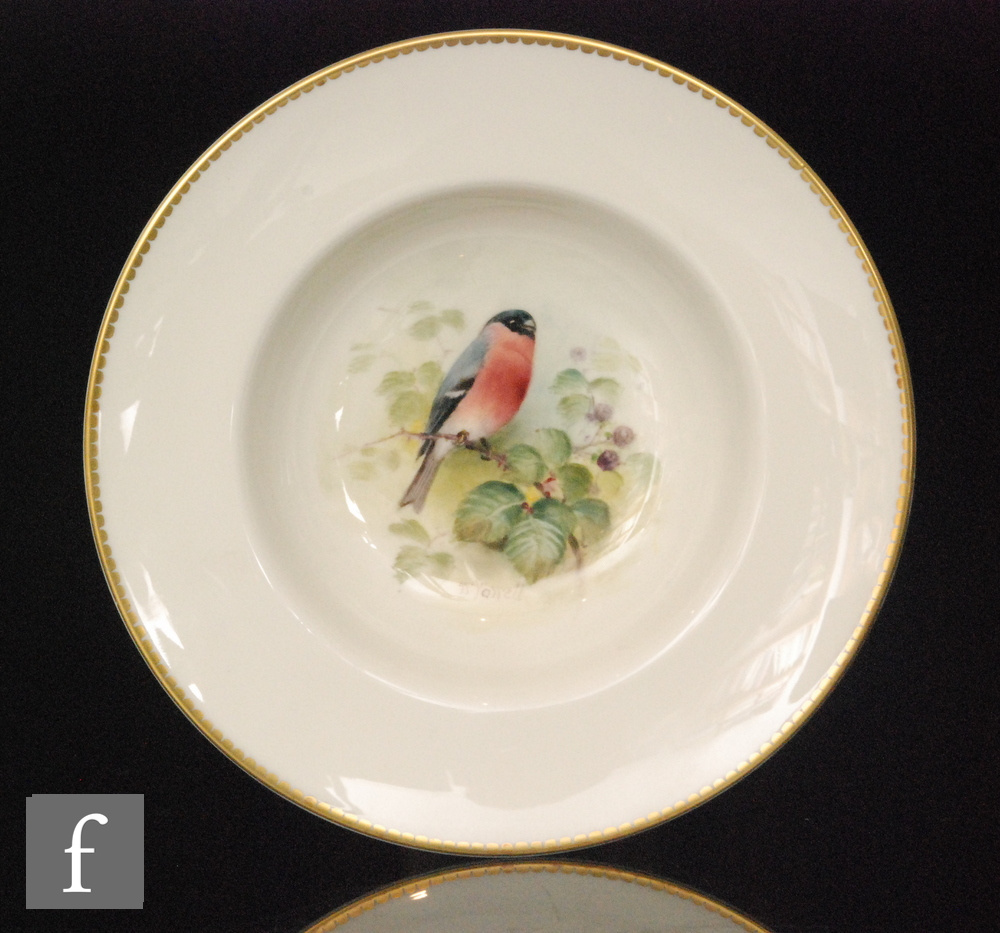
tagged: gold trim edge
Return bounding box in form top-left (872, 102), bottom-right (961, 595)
top-left (304, 861), bottom-right (772, 932)
top-left (83, 28), bottom-right (916, 855)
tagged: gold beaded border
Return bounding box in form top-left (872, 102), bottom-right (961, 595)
top-left (304, 861), bottom-right (771, 932)
top-left (84, 29), bottom-right (915, 854)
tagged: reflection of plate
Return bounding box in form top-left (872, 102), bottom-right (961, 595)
top-left (86, 30), bottom-right (913, 850)
top-left (303, 862), bottom-right (771, 932)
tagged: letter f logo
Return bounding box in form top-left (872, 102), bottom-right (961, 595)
top-left (63, 813), bottom-right (108, 893)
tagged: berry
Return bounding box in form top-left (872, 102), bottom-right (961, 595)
top-left (589, 402), bottom-right (613, 423)
top-left (612, 425), bottom-right (635, 447)
top-left (596, 449), bottom-right (620, 471)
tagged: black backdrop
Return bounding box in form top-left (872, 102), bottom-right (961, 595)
top-left (8, 2), bottom-right (998, 930)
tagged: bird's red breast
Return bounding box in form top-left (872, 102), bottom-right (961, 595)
top-left (457, 323), bottom-right (534, 437)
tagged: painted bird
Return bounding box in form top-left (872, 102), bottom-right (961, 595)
top-left (400, 309), bottom-right (536, 512)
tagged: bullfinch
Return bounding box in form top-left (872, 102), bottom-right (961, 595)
top-left (400, 309), bottom-right (536, 512)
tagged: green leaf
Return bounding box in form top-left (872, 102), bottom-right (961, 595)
top-left (551, 368), bottom-right (590, 395)
top-left (348, 460), bottom-right (378, 481)
top-left (572, 498), bottom-right (611, 545)
top-left (595, 466), bottom-right (624, 498)
top-left (504, 513), bottom-right (569, 583)
top-left (378, 448), bottom-right (401, 472)
top-left (624, 451), bottom-right (658, 487)
top-left (393, 545), bottom-right (427, 580)
top-left (592, 336), bottom-right (626, 371)
top-left (388, 519), bottom-right (431, 546)
top-left (591, 338), bottom-right (641, 373)
top-left (409, 316), bottom-right (442, 340)
top-left (504, 444), bottom-right (547, 485)
top-left (440, 308), bottom-right (465, 329)
top-left (348, 354), bottom-right (376, 373)
top-left (377, 370), bottom-right (416, 396)
top-left (588, 377), bottom-right (621, 403)
top-left (389, 390), bottom-right (427, 426)
top-left (555, 463), bottom-right (593, 503)
top-left (535, 427), bottom-right (573, 467)
top-left (416, 360), bottom-right (444, 392)
top-left (426, 551), bottom-right (455, 573)
top-left (533, 497), bottom-right (578, 537)
top-left (557, 393), bottom-right (592, 423)
top-left (454, 481), bottom-right (526, 544)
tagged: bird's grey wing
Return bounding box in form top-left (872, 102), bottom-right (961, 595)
top-left (420, 333), bottom-right (489, 447)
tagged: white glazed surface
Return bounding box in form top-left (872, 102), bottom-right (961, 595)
top-left (306, 864), bottom-right (768, 932)
top-left (89, 33), bottom-right (910, 850)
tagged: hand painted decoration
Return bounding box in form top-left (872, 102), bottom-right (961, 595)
top-left (400, 309), bottom-right (536, 511)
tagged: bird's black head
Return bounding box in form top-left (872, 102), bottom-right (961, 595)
top-left (488, 309), bottom-right (536, 339)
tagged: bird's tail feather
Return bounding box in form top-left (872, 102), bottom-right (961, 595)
top-left (399, 452), bottom-right (441, 512)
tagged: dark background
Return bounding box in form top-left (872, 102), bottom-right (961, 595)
top-left (7, 2), bottom-right (997, 931)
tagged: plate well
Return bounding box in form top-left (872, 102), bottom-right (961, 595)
top-left (240, 185), bottom-right (763, 711)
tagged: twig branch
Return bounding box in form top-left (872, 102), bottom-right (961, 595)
top-left (364, 428), bottom-right (512, 470)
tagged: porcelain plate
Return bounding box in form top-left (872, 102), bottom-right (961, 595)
top-left (86, 30), bottom-right (913, 852)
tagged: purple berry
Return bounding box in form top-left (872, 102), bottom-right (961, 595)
top-left (570, 347), bottom-right (587, 363)
top-left (612, 425), bottom-right (635, 447)
top-left (589, 402), bottom-right (613, 423)
top-left (596, 449), bottom-right (620, 471)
